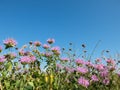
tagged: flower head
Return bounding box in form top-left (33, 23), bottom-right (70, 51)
top-left (94, 64), bottom-right (104, 71)
top-left (76, 67), bottom-right (88, 74)
top-left (43, 44), bottom-right (50, 49)
top-left (106, 59), bottom-right (115, 65)
top-left (78, 77), bottom-right (89, 88)
top-left (60, 57), bottom-right (69, 62)
top-left (3, 38), bottom-right (17, 48)
top-left (65, 67), bottom-right (75, 73)
top-left (103, 78), bottom-right (110, 85)
top-left (0, 56), bottom-right (6, 63)
top-left (51, 46), bottom-right (61, 55)
top-left (44, 52), bottom-right (53, 57)
top-left (100, 70), bottom-right (108, 78)
top-left (34, 41), bottom-right (41, 47)
top-left (91, 75), bottom-right (99, 82)
top-left (47, 38), bottom-right (55, 44)
top-left (19, 49), bottom-right (25, 56)
top-left (20, 55), bottom-right (36, 64)
top-left (85, 61), bottom-right (94, 67)
top-left (75, 59), bottom-right (84, 65)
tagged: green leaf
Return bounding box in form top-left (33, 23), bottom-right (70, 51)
top-left (5, 62), bottom-right (12, 72)
top-left (28, 82), bottom-right (34, 87)
top-left (16, 80), bottom-right (21, 87)
top-left (4, 80), bottom-right (10, 89)
top-left (24, 85), bottom-right (33, 90)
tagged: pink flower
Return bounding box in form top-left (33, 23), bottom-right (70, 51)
top-left (0, 56), bottom-right (6, 63)
top-left (65, 67), bottom-right (75, 73)
top-left (108, 66), bottom-right (116, 71)
top-left (47, 38), bottom-right (55, 44)
top-left (20, 55), bottom-right (36, 64)
top-left (3, 38), bottom-right (17, 48)
top-left (78, 77), bottom-right (89, 88)
top-left (19, 49), bottom-right (25, 56)
top-left (75, 59), bottom-right (84, 65)
top-left (51, 46), bottom-right (61, 55)
top-left (44, 52), bottom-right (53, 57)
top-left (103, 78), bottom-right (109, 85)
top-left (43, 44), bottom-right (50, 49)
top-left (20, 56), bottom-right (31, 64)
top-left (76, 67), bottom-right (88, 74)
top-left (30, 55), bottom-right (36, 62)
top-left (91, 75), bottom-right (99, 82)
top-left (106, 59), bottom-right (115, 65)
top-left (100, 70), bottom-right (108, 78)
top-left (34, 41), bottom-right (41, 47)
top-left (85, 61), bottom-right (94, 67)
top-left (51, 46), bottom-right (60, 52)
top-left (60, 57), bottom-right (69, 62)
top-left (94, 64), bottom-right (104, 71)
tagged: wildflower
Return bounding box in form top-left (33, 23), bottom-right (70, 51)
top-left (91, 75), bottom-right (99, 82)
top-left (0, 56), bottom-right (6, 63)
top-left (94, 64), bottom-right (104, 71)
top-left (47, 38), bottom-right (55, 44)
top-left (34, 41), bottom-right (41, 47)
top-left (51, 46), bottom-right (60, 52)
top-left (20, 55), bottom-right (36, 64)
top-left (45, 74), bottom-right (49, 83)
top-left (108, 66), bottom-right (116, 71)
top-left (75, 59), bottom-right (84, 65)
top-left (3, 38), bottom-right (17, 49)
top-left (43, 44), bottom-right (50, 49)
top-left (4, 52), bottom-right (17, 60)
top-left (30, 55), bottom-right (36, 62)
top-left (50, 74), bottom-right (54, 84)
top-left (78, 77), bottom-right (89, 88)
top-left (76, 67), bottom-right (88, 74)
top-left (85, 61), bottom-right (94, 67)
top-left (44, 52), bottom-right (53, 57)
top-left (32, 49), bottom-right (40, 55)
top-left (60, 57), bottom-right (69, 62)
top-left (54, 50), bottom-right (61, 55)
top-left (51, 46), bottom-right (61, 55)
top-left (103, 78), bottom-right (110, 85)
top-left (106, 59), bottom-right (115, 65)
top-left (24, 51), bottom-right (32, 56)
top-left (100, 70), bottom-right (108, 78)
top-left (19, 49), bottom-right (25, 56)
top-left (65, 67), bottom-right (75, 73)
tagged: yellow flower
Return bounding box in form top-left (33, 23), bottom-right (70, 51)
top-left (45, 74), bottom-right (49, 83)
top-left (50, 74), bottom-right (54, 84)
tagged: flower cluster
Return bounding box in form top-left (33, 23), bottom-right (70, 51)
top-left (0, 38), bottom-right (119, 90)
top-left (20, 55), bottom-right (36, 64)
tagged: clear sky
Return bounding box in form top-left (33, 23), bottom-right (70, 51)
top-left (0, 0), bottom-right (120, 57)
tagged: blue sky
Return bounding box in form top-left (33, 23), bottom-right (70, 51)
top-left (0, 0), bottom-right (120, 57)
